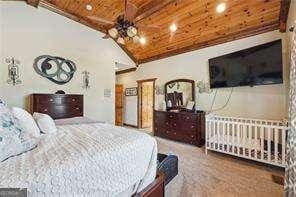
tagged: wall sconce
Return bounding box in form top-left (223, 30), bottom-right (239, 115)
top-left (196, 80), bottom-right (212, 93)
top-left (82, 70), bottom-right (90, 89)
top-left (6, 57), bottom-right (22, 86)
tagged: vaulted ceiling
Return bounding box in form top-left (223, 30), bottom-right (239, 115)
top-left (27, 0), bottom-right (291, 65)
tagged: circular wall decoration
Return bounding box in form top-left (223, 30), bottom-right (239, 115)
top-left (33, 55), bottom-right (76, 85)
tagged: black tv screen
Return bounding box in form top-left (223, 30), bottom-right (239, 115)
top-left (209, 39), bottom-right (283, 89)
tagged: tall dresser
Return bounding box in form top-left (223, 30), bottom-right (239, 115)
top-left (154, 110), bottom-right (205, 147)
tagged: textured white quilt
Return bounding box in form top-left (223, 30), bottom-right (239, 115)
top-left (0, 123), bottom-right (157, 197)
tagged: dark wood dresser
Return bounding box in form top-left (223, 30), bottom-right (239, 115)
top-left (154, 110), bottom-right (205, 147)
top-left (29, 94), bottom-right (83, 119)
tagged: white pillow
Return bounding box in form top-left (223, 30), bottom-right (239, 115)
top-left (33, 113), bottom-right (57, 134)
top-left (12, 107), bottom-right (40, 138)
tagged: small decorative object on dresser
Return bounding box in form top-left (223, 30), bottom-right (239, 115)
top-left (125, 87), bottom-right (138, 96)
top-left (5, 57), bottom-right (22, 86)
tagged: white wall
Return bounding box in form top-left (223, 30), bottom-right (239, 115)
top-left (0, 2), bottom-right (134, 123)
top-left (117, 30), bottom-right (289, 124)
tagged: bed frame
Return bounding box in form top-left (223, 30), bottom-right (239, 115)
top-left (29, 93), bottom-right (165, 197)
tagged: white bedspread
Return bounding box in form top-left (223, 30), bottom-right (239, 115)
top-left (0, 123), bottom-right (157, 197)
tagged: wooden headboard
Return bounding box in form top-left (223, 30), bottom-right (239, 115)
top-left (29, 94), bottom-right (83, 119)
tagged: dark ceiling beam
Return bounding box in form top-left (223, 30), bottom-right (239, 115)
top-left (138, 21), bottom-right (279, 64)
top-left (36, 1), bottom-right (138, 65)
top-left (26, 0), bottom-right (40, 7)
top-left (279, 0), bottom-right (291, 33)
top-left (134, 0), bottom-right (176, 22)
top-left (115, 67), bottom-right (137, 75)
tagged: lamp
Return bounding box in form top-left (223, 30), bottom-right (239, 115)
top-left (108, 28), bottom-right (118, 38)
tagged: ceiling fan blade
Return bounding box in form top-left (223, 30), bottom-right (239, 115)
top-left (87, 16), bottom-right (115, 25)
top-left (137, 24), bottom-right (161, 31)
top-left (124, 0), bottom-right (138, 21)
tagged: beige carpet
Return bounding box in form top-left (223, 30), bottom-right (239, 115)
top-left (156, 137), bottom-right (284, 197)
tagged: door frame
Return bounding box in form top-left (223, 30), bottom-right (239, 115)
top-left (137, 78), bottom-right (157, 129)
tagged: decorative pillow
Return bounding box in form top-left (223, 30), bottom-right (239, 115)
top-left (12, 107), bottom-right (41, 138)
top-left (33, 113), bottom-right (57, 134)
top-left (0, 106), bottom-right (37, 162)
top-left (0, 98), bottom-right (6, 107)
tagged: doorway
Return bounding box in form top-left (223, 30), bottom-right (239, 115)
top-left (115, 84), bottom-right (123, 126)
top-left (137, 78), bottom-right (156, 132)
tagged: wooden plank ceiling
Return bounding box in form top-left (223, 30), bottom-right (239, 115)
top-left (29, 0), bottom-right (290, 65)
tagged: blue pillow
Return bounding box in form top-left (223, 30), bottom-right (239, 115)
top-left (0, 106), bottom-right (37, 162)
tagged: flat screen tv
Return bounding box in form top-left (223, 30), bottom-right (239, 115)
top-left (209, 39), bottom-right (283, 89)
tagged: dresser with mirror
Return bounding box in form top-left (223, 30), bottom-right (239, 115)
top-left (154, 79), bottom-right (205, 147)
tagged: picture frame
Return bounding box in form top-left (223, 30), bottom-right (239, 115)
top-left (125, 87), bottom-right (138, 96)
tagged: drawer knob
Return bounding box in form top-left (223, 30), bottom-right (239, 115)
top-left (49, 99), bottom-right (53, 102)
top-left (191, 126), bottom-right (195, 129)
top-left (44, 108), bottom-right (48, 112)
top-left (166, 131), bottom-right (169, 133)
top-left (173, 123), bottom-right (176, 126)
top-left (72, 99), bottom-right (76, 102)
top-left (76, 107), bottom-right (80, 110)
top-left (173, 132), bottom-right (176, 135)
top-left (191, 135), bottom-right (194, 138)
top-left (186, 117), bottom-right (190, 120)
top-left (166, 122), bottom-right (169, 125)
top-left (170, 115), bottom-right (173, 118)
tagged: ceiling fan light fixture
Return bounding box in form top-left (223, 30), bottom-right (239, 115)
top-left (86, 4), bottom-right (92, 11)
top-left (139, 37), bottom-right (146, 45)
top-left (117, 37), bottom-right (125, 45)
top-left (108, 28), bottom-right (118, 38)
top-left (216, 2), bottom-right (226, 13)
top-left (127, 26), bottom-right (138, 37)
top-left (169, 23), bottom-right (177, 32)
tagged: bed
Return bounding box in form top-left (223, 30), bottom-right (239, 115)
top-left (0, 94), bottom-right (162, 197)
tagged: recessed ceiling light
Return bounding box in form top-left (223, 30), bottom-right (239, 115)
top-left (86, 4), bottom-right (92, 11)
top-left (139, 37), bottom-right (146, 45)
top-left (169, 23), bottom-right (177, 32)
top-left (216, 3), bottom-right (226, 13)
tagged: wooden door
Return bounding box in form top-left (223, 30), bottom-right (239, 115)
top-left (115, 84), bottom-right (123, 126)
top-left (141, 82), bottom-right (154, 128)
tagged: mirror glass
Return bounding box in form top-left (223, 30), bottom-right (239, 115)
top-left (165, 79), bottom-right (195, 110)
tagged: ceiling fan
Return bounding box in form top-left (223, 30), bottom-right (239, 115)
top-left (87, 0), bottom-right (161, 45)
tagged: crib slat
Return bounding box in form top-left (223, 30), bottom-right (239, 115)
top-left (274, 128), bottom-right (278, 163)
top-left (217, 122), bottom-right (220, 150)
top-left (260, 127), bottom-right (264, 160)
top-left (222, 122), bottom-right (225, 151)
top-left (237, 124), bottom-right (241, 155)
top-left (268, 128), bottom-right (271, 162)
top-left (213, 121), bottom-right (216, 149)
top-left (226, 123), bottom-right (229, 152)
top-left (248, 125), bottom-right (251, 158)
top-left (255, 126), bottom-right (258, 159)
top-left (242, 125), bottom-right (245, 157)
top-left (231, 123), bottom-right (235, 154)
top-left (282, 129), bottom-right (286, 165)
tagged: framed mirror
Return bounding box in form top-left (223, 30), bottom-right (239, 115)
top-left (164, 79), bottom-right (195, 111)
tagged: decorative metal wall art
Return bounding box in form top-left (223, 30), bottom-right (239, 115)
top-left (125, 87), bottom-right (138, 96)
top-left (6, 57), bottom-right (22, 86)
top-left (33, 55), bottom-right (76, 85)
top-left (82, 70), bottom-right (90, 89)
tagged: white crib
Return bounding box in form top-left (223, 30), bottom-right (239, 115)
top-left (206, 115), bottom-right (289, 167)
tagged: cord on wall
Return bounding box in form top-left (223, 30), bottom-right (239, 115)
top-left (207, 87), bottom-right (234, 114)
